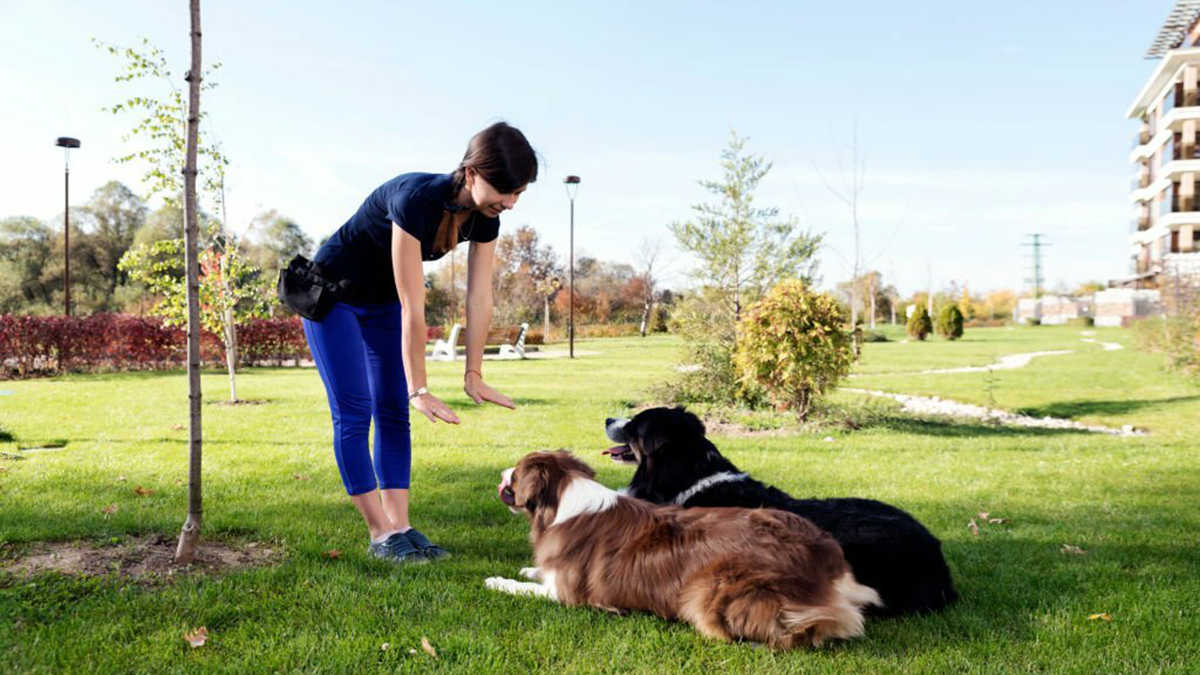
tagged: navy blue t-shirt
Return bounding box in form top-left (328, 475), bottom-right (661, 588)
top-left (314, 172), bottom-right (500, 304)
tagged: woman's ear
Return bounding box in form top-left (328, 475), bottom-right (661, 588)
top-left (464, 166), bottom-right (476, 189)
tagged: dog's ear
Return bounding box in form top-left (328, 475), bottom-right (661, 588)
top-left (675, 406), bottom-right (706, 437)
top-left (512, 456), bottom-right (551, 512)
top-left (552, 449), bottom-right (596, 479)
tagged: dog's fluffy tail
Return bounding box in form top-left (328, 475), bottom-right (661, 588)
top-left (779, 573), bottom-right (882, 648)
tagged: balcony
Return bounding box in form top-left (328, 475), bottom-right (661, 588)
top-left (1161, 83), bottom-right (1182, 117)
top-left (1131, 129), bottom-right (1151, 150)
top-left (1130, 173), bottom-right (1152, 191)
top-left (1130, 211), bottom-right (1151, 233)
top-left (1159, 136), bottom-right (1200, 167)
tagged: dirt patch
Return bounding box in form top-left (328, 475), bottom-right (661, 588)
top-left (2, 534), bottom-right (281, 581)
top-left (209, 398), bottom-right (270, 406)
top-left (700, 417), bottom-right (795, 438)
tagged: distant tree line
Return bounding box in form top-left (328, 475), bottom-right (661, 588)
top-left (0, 180), bottom-right (312, 316)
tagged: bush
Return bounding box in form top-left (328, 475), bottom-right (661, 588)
top-left (1133, 315), bottom-right (1200, 374)
top-left (1067, 317), bottom-right (1095, 327)
top-left (907, 305), bottom-right (932, 341)
top-left (237, 317), bottom-right (309, 366)
top-left (936, 304), bottom-right (965, 340)
top-left (1024, 317), bottom-right (1041, 326)
top-left (734, 279), bottom-right (854, 420)
top-left (656, 293), bottom-right (764, 407)
top-left (862, 330), bottom-right (890, 343)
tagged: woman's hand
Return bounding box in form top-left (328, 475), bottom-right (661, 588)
top-left (411, 392), bottom-right (461, 424)
top-left (464, 371), bottom-right (516, 409)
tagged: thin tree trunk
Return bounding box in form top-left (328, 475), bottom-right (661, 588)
top-left (639, 296), bottom-right (651, 337)
top-left (225, 305), bottom-right (238, 403)
top-left (176, 0), bottom-right (204, 565)
top-left (543, 295), bottom-right (550, 342)
top-left (869, 291), bottom-right (876, 329)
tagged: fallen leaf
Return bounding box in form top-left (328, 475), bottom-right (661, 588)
top-left (381, 643), bottom-right (390, 651)
top-left (408, 649), bottom-right (418, 655)
top-left (967, 519), bottom-right (980, 536)
top-left (292, 474), bottom-right (310, 481)
top-left (171, 424), bottom-right (185, 431)
top-left (184, 626), bottom-right (208, 647)
top-left (116, 475), bottom-right (128, 482)
top-left (0, 466), bottom-right (8, 473)
top-left (977, 511), bottom-right (990, 520)
top-left (988, 518), bottom-right (1009, 525)
top-left (420, 636), bottom-right (438, 659)
top-left (134, 486), bottom-right (153, 497)
top-left (174, 478), bottom-right (184, 487)
top-left (325, 549), bottom-right (341, 559)
top-left (1061, 544), bottom-right (1087, 555)
top-left (101, 504), bottom-right (118, 516)
top-left (1088, 613), bottom-right (1112, 622)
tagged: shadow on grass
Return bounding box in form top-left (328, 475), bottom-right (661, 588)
top-left (1016, 395), bottom-right (1200, 419)
top-left (863, 416), bottom-right (1101, 438)
top-left (0, 426), bottom-right (14, 443)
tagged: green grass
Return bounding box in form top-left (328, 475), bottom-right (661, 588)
top-left (1, 329), bottom-right (1198, 674)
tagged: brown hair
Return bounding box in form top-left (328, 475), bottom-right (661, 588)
top-left (433, 122), bottom-right (538, 255)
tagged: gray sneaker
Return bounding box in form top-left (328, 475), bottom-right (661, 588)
top-left (367, 531), bottom-right (427, 564)
top-left (404, 528), bottom-right (450, 560)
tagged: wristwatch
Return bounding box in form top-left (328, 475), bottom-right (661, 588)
top-left (408, 387), bottom-right (429, 402)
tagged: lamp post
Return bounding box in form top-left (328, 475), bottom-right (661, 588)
top-left (55, 137), bottom-right (81, 316)
top-left (564, 175), bottom-right (581, 359)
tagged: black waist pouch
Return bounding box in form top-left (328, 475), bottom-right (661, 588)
top-left (276, 255), bottom-right (349, 321)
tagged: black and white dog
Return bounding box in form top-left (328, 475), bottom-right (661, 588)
top-left (604, 406), bottom-right (958, 617)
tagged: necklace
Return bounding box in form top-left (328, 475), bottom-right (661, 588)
top-left (457, 211), bottom-right (477, 242)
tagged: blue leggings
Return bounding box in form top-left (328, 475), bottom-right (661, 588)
top-left (303, 301), bottom-right (412, 495)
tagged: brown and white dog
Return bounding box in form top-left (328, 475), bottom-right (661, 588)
top-left (486, 451), bottom-right (881, 649)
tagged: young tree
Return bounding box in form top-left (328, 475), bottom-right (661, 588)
top-left (671, 131), bottom-right (821, 325)
top-left (937, 304), bottom-right (965, 341)
top-left (179, 0), bottom-right (205, 564)
top-left (119, 232), bottom-right (271, 396)
top-left (667, 132), bottom-right (821, 404)
top-left (907, 304), bottom-right (932, 341)
top-left (632, 235), bottom-right (667, 337)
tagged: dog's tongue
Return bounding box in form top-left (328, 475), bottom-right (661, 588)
top-left (602, 444), bottom-right (629, 456)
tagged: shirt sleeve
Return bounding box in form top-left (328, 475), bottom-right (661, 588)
top-left (386, 188), bottom-right (431, 240)
top-left (470, 214), bottom-right (501, 243)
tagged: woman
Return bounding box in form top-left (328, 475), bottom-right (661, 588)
top-left (304, 122), bottom-right (537, 564)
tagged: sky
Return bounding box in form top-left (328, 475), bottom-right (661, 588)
top-left (0, 0), bottom-right (1173, 296)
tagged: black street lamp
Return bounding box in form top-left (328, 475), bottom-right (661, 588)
top-left (564, 175), bottom-right (581, 359)
top-left (55, 136), bottom-right (81, 317)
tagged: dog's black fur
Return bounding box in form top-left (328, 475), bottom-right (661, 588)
top-left (605, 406), bottom-right (958, 617)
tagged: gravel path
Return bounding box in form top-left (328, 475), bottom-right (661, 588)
top-left (843, 388), bottom-right (1145, 436)
top-left (915, 350), bottom-right (1076, 375)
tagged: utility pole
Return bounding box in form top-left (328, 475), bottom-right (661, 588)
top-left (1023, 234), bottom-right (1049, 299)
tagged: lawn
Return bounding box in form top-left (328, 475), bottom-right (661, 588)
top-left (1, 328), bottom-right (1197, 674)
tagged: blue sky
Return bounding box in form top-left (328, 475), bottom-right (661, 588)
top-left (0, 0), bottom-right (1168, 294)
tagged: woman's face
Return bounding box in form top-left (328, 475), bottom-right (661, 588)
top-left (468, 171), bottom-right (527, 218)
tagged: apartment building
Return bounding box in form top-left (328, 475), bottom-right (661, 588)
top-left (1126, 0), bottom-right (1200, 290)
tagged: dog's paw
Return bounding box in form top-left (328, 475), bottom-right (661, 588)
top-left (485, 577), bottom-right (515, 592)
top-left (519, 567), bottom-right (543, 581)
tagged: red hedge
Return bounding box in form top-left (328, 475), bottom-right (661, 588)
top-left (0, 314), bottom-right (297, 379)
top-left (0, 315), bottom-right (448, 379)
